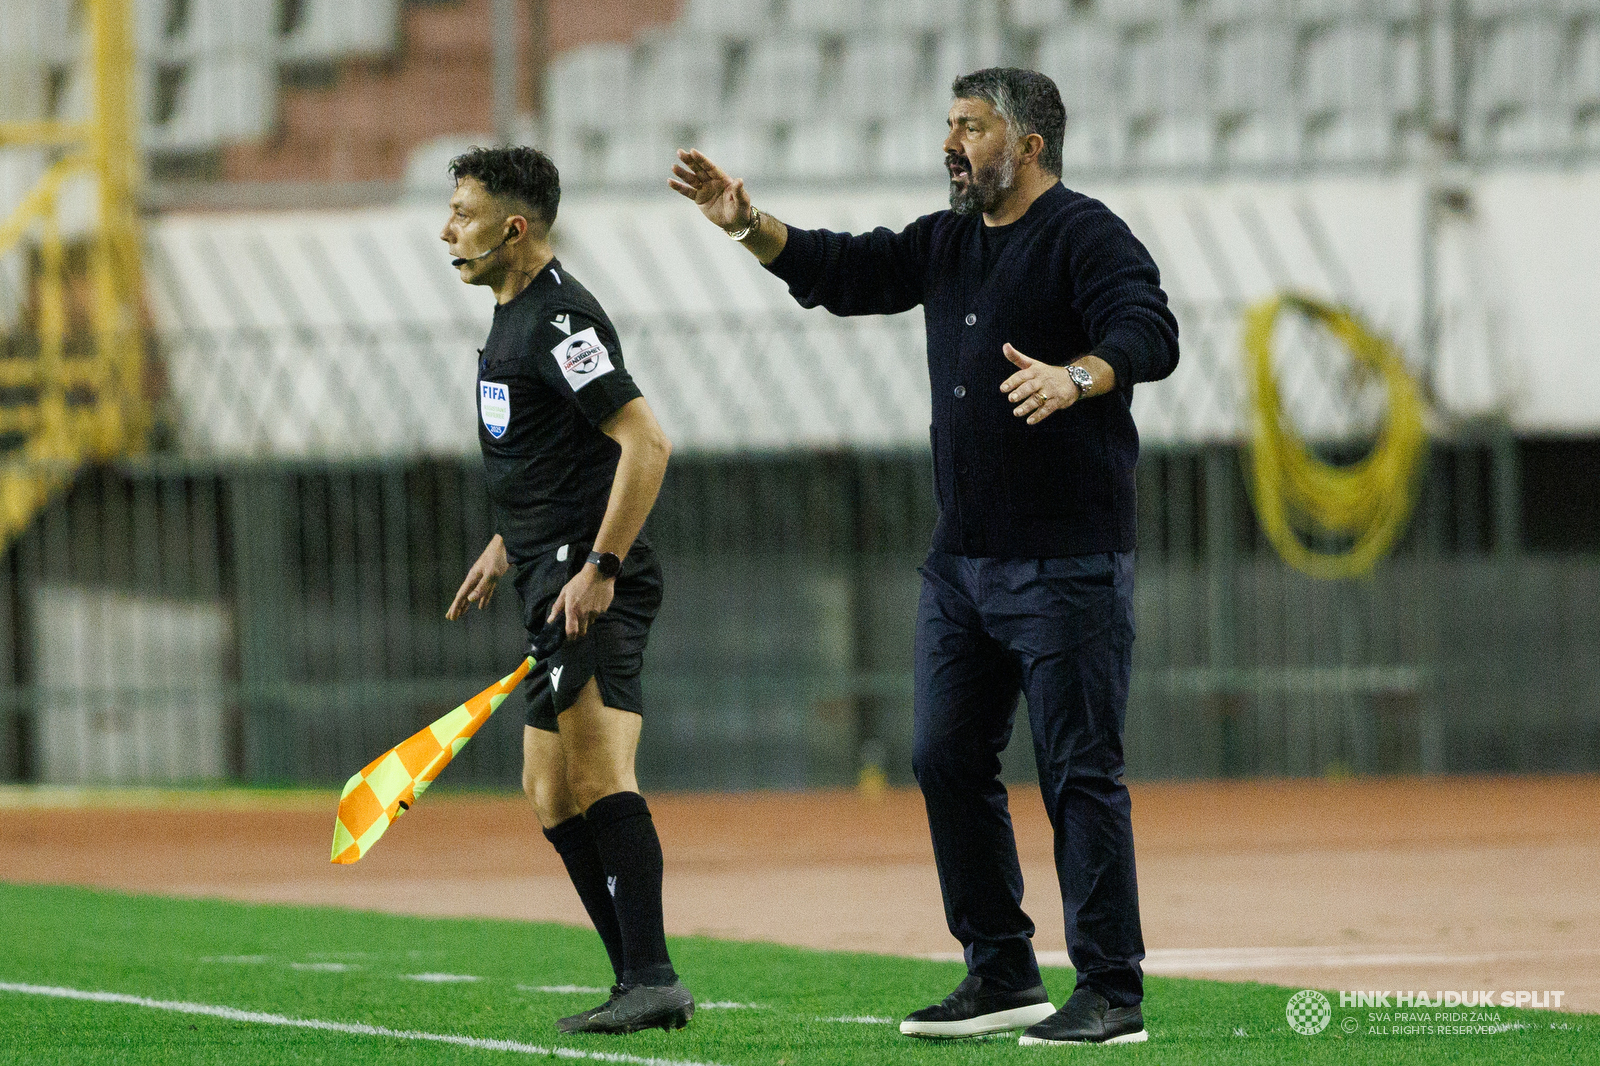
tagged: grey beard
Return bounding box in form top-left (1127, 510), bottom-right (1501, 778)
top-left (948, 153), bottom-right (1017, 216)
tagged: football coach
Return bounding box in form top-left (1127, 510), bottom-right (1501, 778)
top-left (671, 68), bottom-right (1178, 1046)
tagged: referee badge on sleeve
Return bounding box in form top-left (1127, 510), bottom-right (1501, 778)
top-left (551, 327), bottom-right (615, 391)
top-left (480, 380), bottom-right (510, 438)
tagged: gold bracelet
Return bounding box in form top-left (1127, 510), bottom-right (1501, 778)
top-left (726, 205), bottom-right (762, 242)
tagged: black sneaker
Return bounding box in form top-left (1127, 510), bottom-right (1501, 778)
top-left (1018, 986), bottom-right (1147, 1045)
top-left (900, 974), bottom-right (1055, 1038)
top-left (557, 981), bottom-right (694, 1034)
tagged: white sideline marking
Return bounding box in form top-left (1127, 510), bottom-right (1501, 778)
top-left (820, 1015), bottom-right (895, 1024)
top-left (697, 1001), bottom-right (763, 1010)
top-left (406, 973), bottom-right (481, 983)
top-left (0, 982), bottom-right (724, 1066)
top-left (931, 945), bottom-right (1600, 973)
top-left (518, 984), bottom-right (610, 995)
top-left (291, 963), bottom-right (355, 973)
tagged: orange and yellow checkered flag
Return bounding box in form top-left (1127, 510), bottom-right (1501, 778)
top-left (331, 657), bottom-right (533, 864)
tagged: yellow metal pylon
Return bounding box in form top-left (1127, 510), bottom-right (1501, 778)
top-left (0, 0), bottom-right (147, 545)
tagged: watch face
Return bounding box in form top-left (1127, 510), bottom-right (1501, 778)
top-left (1069, 366), bottom-right (1093, 393)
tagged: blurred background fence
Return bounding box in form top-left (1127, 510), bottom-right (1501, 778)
top-left (3, 0), bottom-right (1599, 790)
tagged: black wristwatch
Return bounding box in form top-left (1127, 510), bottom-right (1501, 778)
top-left (587, 549), bottom-right (622, 579)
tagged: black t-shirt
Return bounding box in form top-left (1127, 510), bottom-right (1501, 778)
top-left (979, 218), bottom-right (1018, 279)
top-left (476, 259), bottom-right (644, 565)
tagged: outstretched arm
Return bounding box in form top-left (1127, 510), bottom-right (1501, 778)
top-left (670, 149), bottom-right (788, 264)
top-left (671, 147), bottom-right (928, 317)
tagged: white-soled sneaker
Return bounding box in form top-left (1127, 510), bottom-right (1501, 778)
top-left (901, 974), bottom-right (1055, 1039)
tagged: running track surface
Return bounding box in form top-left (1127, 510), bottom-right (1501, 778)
top-left (2, 776), bottom-right (1596, 1011)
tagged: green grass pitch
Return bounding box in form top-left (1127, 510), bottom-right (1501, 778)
top-left (0, 883), bottom-right (1589, 1065)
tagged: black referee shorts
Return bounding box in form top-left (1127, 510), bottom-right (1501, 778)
top-left (511, 541), bottom-right (663, 733)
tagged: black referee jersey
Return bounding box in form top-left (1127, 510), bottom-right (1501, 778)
top-left (476, 258), bottom-right (645, 565)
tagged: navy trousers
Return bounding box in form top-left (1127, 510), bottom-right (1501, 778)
top-left (911, 549), bottom-right (1145, 1008)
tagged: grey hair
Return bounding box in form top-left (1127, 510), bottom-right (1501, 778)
top-left (950, 68), bottom-right (1066, 176)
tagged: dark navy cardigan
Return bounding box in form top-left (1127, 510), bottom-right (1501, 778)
top-left (766, 182), bottom-right (1180, 558)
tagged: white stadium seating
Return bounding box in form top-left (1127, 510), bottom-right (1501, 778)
top-left (147, 56), bottom-right (278, 152)
top-left (278, 0), bottom-right (401, 63)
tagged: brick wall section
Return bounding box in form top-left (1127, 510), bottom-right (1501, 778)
top-left (222, 0), bottom-right (681, 184)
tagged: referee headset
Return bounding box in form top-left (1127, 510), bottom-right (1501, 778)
top-left (450, 218), bottom-right (521, 267)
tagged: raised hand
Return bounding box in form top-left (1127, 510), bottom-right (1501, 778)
top-left (669, 148), bottom-right (751, 232)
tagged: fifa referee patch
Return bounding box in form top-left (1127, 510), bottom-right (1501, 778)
top-left (480, 380), bottom-right (510, 438)
top-left (551, 327), bottom-right (614, 391)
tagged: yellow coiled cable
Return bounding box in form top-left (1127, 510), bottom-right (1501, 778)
top-left (1243, 294), bottom-right (1428, 580)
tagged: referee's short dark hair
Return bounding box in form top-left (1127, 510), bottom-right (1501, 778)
top-left (951, 68), bottom-right (1066, 177)
top-left (449, 145), bottom-right (561, 228)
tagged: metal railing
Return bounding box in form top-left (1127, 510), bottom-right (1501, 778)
top-left (3, 436), bottom-right (1596, 790)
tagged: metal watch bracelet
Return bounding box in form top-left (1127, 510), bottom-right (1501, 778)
top-left (726, 205), bottom-right (762, 242)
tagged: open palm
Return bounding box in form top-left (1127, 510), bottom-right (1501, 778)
top-left (669, 149), bottom-right (749, 230)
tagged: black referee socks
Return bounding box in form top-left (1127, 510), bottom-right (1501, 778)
top-left (584, 790), bottom-right (678, 987)
top-left (543, 815), bottom-right (626, 983)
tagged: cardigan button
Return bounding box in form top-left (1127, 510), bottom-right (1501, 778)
top-left (953, 385), bottom-right (966, 398)
top-left (964, 313), bottom-right (976, 326)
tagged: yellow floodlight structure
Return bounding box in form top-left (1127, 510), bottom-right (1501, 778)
top-left (0, 0), bottom-right (147, 544)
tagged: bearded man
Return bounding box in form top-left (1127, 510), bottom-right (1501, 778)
top-left (671, 68), bottom-right (1178, 1046)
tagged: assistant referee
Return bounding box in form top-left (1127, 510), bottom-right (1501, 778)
top-left (672, 69), bottom-right (1177, 1046)
top-left (441, 146), bottom-right (691, 1035)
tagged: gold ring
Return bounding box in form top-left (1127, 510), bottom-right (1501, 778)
top-left (1039, 392), bottom-right (1050, 402)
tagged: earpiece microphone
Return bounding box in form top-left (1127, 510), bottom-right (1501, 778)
top-left (451, 227), bottom-right (515, 267)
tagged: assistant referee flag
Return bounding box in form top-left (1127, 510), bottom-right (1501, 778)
top-left (330, 658), bottom-right (533, 864)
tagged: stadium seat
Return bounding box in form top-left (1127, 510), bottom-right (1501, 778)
top-left (1123, 26), bottom-right (1208, 120)
top-left (543, 124), bottom-right (608, 187)
top-left (878, 0), bottom-right (971, 34)
top-left (1204, 0), bottom-right (1291, 25)
top-left (932, 28), bottom-right (1005, 100)
top-left (1576, 21), bottom-right (1600, 108)
top-left (601, 124), bottom-right (679, 187)
top-left (1300, 21), bottom-right (1396, 162)
top-left (1060, 113), bottom-right (1127, 172)
top-left (697, 121), bottom-right (780, 182)
top-left (1036, 24), bottom-right (1118, 118)
top-left (1299, 0), bottom-right (1418, 21)
top-left (279, 0), bottom-right (401, 63)
top-left (786, 0), bottom-right (879, 34)
top-left (778, 120), bottom-right (872, 181)
top-left (146, 57), bottom-right (278, 152)
top-left (1465, 0), bottom-right (1560, 18)
top-left (161, 0), bottom-right (275, 58)
top-left (547, 44), bottom-right (635, 130)
top-left (1301, 21), bottom-right (1390, 117)
top-left (1121, 27), bottom-right (1213, 168)
top-left (0, 0), bottom-right (76, 64)
top-left (1468, 17), bottom-right (1566, 157)
top-left (732, 40), bottom-right (824, 123)
top-left (1097, 0), bottom-right (1187, 29)
top-left (1217, 115), bottom-right (1300, 168)
top-left (1472, 17), bottom-right (1563, 112)
top-left (1127, 117), bottom-right (1214, 170)
top-left (0, 66), bottom-right (46, 122)
top-left (875, 113), bottom-right (952, 182)
top-left (1213, 24), bottom-right (1294, 119)
top-left (682, 0), bottom-right (772, 39)
top-left (634, 31), bottom-right (727, 125)
top-left (1304, 115), bottom-right (1394, 164)
top-left (834, 35), bottom-right (923, 120)
top-left (1008, 0), bottom-right (1067, 31)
